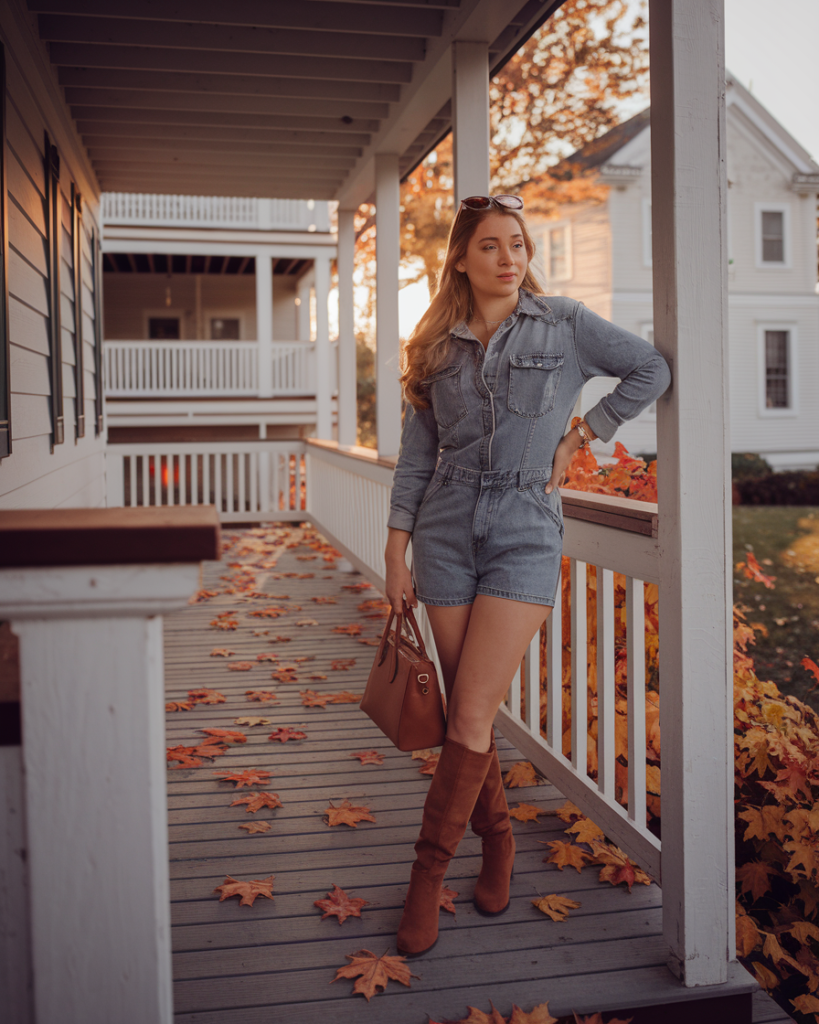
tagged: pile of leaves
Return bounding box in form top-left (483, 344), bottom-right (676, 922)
top-left (563, 442), bottom-right (819, 1020)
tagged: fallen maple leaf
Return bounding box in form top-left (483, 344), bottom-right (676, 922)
top-left (200, 728), bottom-right (247, 744)
top-left (245, 690), bottom-right (279, 703)
top-left (543, 840), bottom-right (594, 873)
top-left (554, 801), bottom-right (583, 823)
top-left (532, 894), bottom-right (581, 921)
top-left (230, 791), bottom-right (283, 813)
top-left (267, 635), bottom-right (292, 643)
top-left (213, 874), bottom-right (275, 907)
top-left (504, 762), bottom-right (541, 788)
top-left (332, 691), bottom-right (363, 704)
top-left (249, 606), bottom-right (288, 619)
top-left (256, 652), bottom-right (279, 662)
top-left (510, 803), bottom-right (544, 822)
top-left (308, 673), bottom-right (328, 681)
top-left (574, 1015), bottom-right (632, 1024)
top-left (331, 658), bottom-right (357, 670)
top-left (314, 884), bottom-right (369, 924)
top-left (301, 689), bottom-right (332, 708)
top-left (333, 624), bottom-right (363, 635)
top-left (589, 840), bottom-right (652, 891)
top-left (803, 656), bottom-right (819, 689)
top-left (294, 655), bottom-right (316, 662)
top-left (357, 638), bottom-right (381, 646)
top-left (210, 618), bottom-right (238, 630)
top-left (296, 554), bottom-right (317, 560)
top-left (332, 949), bottom-right (417, 1001)
top-left (167, 750), bottom-right (202, 768)
top-left (234, 716), bottom-right (272, 727)
top-left (166, 700), bottom-right (194, 712)
top-left (352, 751), bottom-right (385, 765)
top-left (214, 769), bottom-right (273, 788)
top-left (325, 800), bottom-right (376, 828)
top-left (736, 859), bottom-right (780, 901)
top-left (412, 748), bottom-right (434, 760)
top-left (419, 753), bottom-right (440, 776)
top-left (188, 688), bottom-right (226, 705)
top-left (440, 885), bottom-right (459, 915)
top-left (792, 994), bottom-right (819, 1014)
top-left (210, 648), bottom-right (235, 657)
top-left (295, 618), bottom-right (319, 626)
top-left (268, 727), bottom-right (307, 743)
top-left (342, 582), bottom-right (373, 591)
top-left (239, 821), bottom-right (272, 834)
top-left (312, 596), bottom-right (338, 603)
top-left (565, 817), bottom-right (605, 844)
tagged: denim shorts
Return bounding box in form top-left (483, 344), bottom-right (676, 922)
top-left (409, 460), bottom-right (564, 607)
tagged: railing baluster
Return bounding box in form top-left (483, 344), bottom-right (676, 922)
top-left (545, 566), bottom-right (562, 749)
top-left (190, 452), bottom-right (198, 505)
top-left (237, 451), bottom-right (246, 514)
top-left (249, 451), bottom-right (259, 513)
top-left (597, 566), bottom-right (616, 800)
top-left (203, 452), bottom-right (211, 508)
top-left (259, 449), bottom-right (270, 513)
top-left (214, 452), bottom-right (222, 514)
top-left (141, 454), bottom-right (149, 508)
top-left (178, 452), bottom-right (186, 505)
top-left (627, 576), bottom-right (647, 826)
top-left (571, 559), bottom-right (587, 774)
top-left (128, 454), bottom-right (136, 508)
top-left (524, 628), bottom-right (540, 734)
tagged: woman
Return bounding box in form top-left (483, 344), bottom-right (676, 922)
top-left (384, 194), bottom-right (671, 957)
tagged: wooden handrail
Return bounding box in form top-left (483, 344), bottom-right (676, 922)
top-left (0, 506), bottom-right (221, 567)
top-left (305, 437), bottom-right (398, 470)
top-left (560, 487), bottom-right (658, 538)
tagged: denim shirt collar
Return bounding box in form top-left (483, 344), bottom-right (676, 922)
top-left (450, 288), bottom-right (554, 340)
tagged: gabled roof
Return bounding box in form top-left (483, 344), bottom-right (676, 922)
top-left (552, 107), bottom-right (650, 177)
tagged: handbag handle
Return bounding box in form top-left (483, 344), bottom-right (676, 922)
top-left (376, 606), bottom-right (403, 684)
top-left (399, 599), bottom-right (430, 660)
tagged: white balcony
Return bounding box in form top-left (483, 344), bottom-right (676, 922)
top-left (101, 194), bottom-right (330, 233)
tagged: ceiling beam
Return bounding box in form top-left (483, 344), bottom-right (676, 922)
top-left (92, 159), bottom-right (353, 180)
top-left (29, 1), bottom-right (444, 39)
top-left (74, 107), bottom-right (381, 134)
top-left (92, 154), bottom-right (358, 172)
top-left (96, 169), bottom-right (347, 188)
top-left (38, 16), bottom-right (425, 63)
top-left (63, 87), bottom-right (390, 120)
top-left (80, 124), bottom-right (372, 146)
top-left (86, 138), bottom-right (364, 157)
top-left (46, 43), bottom-right (414, 84)
top-left (57, 66), bottom-right (402, 104)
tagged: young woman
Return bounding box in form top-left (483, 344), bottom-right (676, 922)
top-left (384, 194), bottom-right (671, 957)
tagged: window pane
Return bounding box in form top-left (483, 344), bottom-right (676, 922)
top-left (765, 329), bottom-right (789, 408)
top-left (149, 317), bottom-right (180, 340)
top-left (211, 317), bottom-right (240, 340)
top-left (549, 227), bottom-right (567, 280)
top-left (761, 210), bottom-right (784, 263)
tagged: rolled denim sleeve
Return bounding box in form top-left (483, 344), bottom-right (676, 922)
top-left (386, 400), bottom-right (439, 532)
top-left (573, 303), bottom-right (671, 443)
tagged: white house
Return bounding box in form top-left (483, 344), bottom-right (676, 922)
top-left (101, 193), bottom-right (338, 443)
top-left (535, 77), bottom-right (819, 470)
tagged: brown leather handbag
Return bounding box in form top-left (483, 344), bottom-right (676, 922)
top-left (360, 599), bottom-right (447, 751)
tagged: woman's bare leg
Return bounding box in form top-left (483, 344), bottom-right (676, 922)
top-left (423, 602), bottom-right (473, 706)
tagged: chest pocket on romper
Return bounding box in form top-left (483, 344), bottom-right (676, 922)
top-left (507, 353), bottom-right (564, 417)
top-left (421, 364), bottom-right (468, 429)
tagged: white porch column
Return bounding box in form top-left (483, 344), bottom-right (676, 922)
top-left (452, 40), bottom-right (490, 202)
top-left (314, 253), bottom-right (332, 439)
top-left (375, 152), bottom-right (402, 458)
top-left (296, 271), bottom-right (313, 342)
top-left (255, 251), bottom-right (274, 398)
top-left (337, 208), bottom-right (358, 447)
top-left (0, 561), bottom-right (203, 1024)
top-left (649, 0), bottom-right (733, 986)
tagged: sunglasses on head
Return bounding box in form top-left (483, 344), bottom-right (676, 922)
top-left (459, 194), bottom-right (524, 212)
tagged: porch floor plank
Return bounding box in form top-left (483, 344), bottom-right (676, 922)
top-left (165, 524), bottom-right (776, 1023)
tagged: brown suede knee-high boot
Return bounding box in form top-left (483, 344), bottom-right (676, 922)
top-left (396, 736), bottom-right (493, 957)
top-left (470, 734), bottom-right (516, 915)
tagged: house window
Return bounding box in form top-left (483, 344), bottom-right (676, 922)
top-left (545, 223), bottom-right (571, 283)
top-left (755, 203), bottom-right (790, 268)
top-left (764, 330), bottom-right (789, 408)
top-left (757, 324), bottom-right (796, 416)
top-left (211, 317), bottom-right (240, 340)
top-left (149, 317), bottom-right (180, 339)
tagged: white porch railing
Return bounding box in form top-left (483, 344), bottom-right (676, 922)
top-left (105, 442), bottom-right (307, 523)
top-left (103, 341), bottom-right (336, 397)
top-left (101, 193), bottom-right (330, 232)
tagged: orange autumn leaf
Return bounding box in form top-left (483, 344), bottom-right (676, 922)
top-left (510, 803), bottom-right (544, 822)
top-left (167, 749), bottom-right (202, 768)
top-left (267, 635), bottom-right (293, 643)
top-left (188, 688), bottom-right (226, 705)
top-left (554, 801), bottom-right (583, 823)
top-left (434, 1001), bottom-right (558, 1023)
top-left (301, 689), bottom-right (332, 708)
top-left (245, 690), bottom-right (279, 703)
top-left (331, 948), bottom-right (417, 1001)
top-left (294, 655), bottom-right (316, 662)
top-left (314, 884), bottom-right (369, 924)
top-left (342, 582), bottom-right (373, 591)
top-left (210, 618), bottom-right (238, 630)
top-left (239, 821), bottom-right (272, 835)
top-left (419, 753), bottom-right (440, 776)
top-left (412, 748), bottom-right (434, 761)
top-left (331, 658), bottom-right (357, 670)
top-left (352, 750), bottom-right (385, 765)
top-left (735, 552), bottom-right (776, 589)
top-left (308, 673), bottom-right (328, 681)
top-left (589, 841), bottom-right (651, 892)
top-left (249, 606), bottom-right (288, 619)
top-left (166, 700), bottom-right (194, 712)
top-left (504, 762), bottom-right (541, 788)
top-left (200, 728), bottom-right (247, 744)
top-left (213, 874), bottom-right (275, 907)
top-left (543, 840), bottom-right (593, 873)
top-left (753, 962), bottom-right (779, 990)
top-left (325, 800), bottom-right (376, 828)
top-left (332, 691), bottom-right (363, 704)
top-left (333, 624), bottom-right (363, 635)
top-left (210, 648), bottom-right (235, 657)
top-left (312, 596), bottom-right (337, 603)
top-left (255, 652), bottom-right (279, 663)
top-left (532, 894), bottom-right (581, 921)
top-left (231, 791), bottom-right (283, 813)
top-left (565, 817), bottom-right (605, 844)
top-left (792, 994), bottom-right (819, 1014)
top-left (214, 768), bottom-right (272, 788)
top-left (440, 885), bottom-right (459, 915)
top-left (574, 1015), bottom-right (632, 1024)
top-left (268, 727), bottom-right (307, 743)
top-left (295, 618), bottom-right (319, 626)
top-left (803, 656), bottom-right (819, 689)
top-left (234, 716), bottom-right (272, 727)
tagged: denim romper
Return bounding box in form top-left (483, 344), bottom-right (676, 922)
top-left (386, 290), bottom-right (671, 607)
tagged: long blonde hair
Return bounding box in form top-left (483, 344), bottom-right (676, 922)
top-left (400, 205), bottom-right (544, 409)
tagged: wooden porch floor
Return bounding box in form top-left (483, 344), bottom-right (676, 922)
top-left (163, 524), bottom-right (787, 1023)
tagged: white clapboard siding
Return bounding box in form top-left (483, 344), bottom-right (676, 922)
top-left (0, 14), bottom-right (105, 508)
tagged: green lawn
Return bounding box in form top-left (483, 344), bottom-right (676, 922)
top-left (732, 506), bottom-right (819, 708)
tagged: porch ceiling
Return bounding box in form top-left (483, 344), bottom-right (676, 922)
top-left (28, 0), bottom-right (563, 202)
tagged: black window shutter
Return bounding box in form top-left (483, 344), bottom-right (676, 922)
top-left (71, 184), bottom-right (85, 438)
top-left (92, 228), bottom-right (104, 435)
top-left (44, 130), bottom-right (64, 447)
